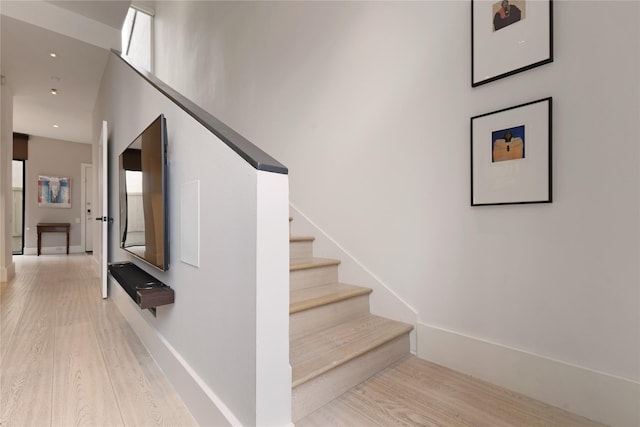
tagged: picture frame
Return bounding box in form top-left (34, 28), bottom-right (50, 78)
top-left (470, 97), bottom-right (552, 206)
top-left (472, 0), bottom-right (553, 87)
top-left (38, 175), bottom-right (71, 208)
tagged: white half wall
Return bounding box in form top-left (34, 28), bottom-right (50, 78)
top-left (94, 52), bottom-right (291, 426)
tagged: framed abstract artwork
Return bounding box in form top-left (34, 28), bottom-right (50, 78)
top-left (472, 0), bottom-right (553, 86)
top-left (38, 175), bottom-right (71, 208)
top-left (471, 97), bottom-right (552, 206)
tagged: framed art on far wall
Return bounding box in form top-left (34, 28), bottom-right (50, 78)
top-left (38, 175), bottom-right (71, 208)
top-left (472, 0), bottom-right (553, 87)
top-left (471, 97), bottom-right (552, 206)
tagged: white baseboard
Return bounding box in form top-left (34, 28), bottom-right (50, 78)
top-left (417, 322), bottom-right (640, 427)
top-left (24, 245), bottom-right (85, 255)
top-left (109, 277), bottom-right (241, 427)
top-left (0, 261), bottom-right (15, 282)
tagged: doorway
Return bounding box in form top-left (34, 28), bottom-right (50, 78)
top-left (12, 160), bottom-right (25, 255)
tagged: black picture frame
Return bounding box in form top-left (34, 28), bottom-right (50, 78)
top-left (472, 0), bottom-right (553, 87)
top-left (471, 97), bottom-right (552, 206)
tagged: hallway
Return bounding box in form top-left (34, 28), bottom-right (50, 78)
top-left (0, 254), bottom-right (197, 426)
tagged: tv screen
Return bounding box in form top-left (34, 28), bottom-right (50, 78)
top-left (119, 114), bottom-right (169, 271)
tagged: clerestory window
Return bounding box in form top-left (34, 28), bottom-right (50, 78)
top-left (121, 7), bottom-right (153, 72)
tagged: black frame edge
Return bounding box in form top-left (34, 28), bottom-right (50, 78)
top-left (471, 0), bottom-right (554, 88)
top-left (470, 97), bottom-right (553, 206)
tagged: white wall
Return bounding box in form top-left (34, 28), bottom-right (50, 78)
top-left (23, 136), bottom-right (91, 253)
top-left (94, 53), bottom-right (291, 426)
top-left (0, 79), bottom-right (15, 281)
top-left (154, 1), bottom-right (640, 425)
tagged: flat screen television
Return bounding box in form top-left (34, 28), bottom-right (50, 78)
top-left (118, 114), bottom-right (169, 271)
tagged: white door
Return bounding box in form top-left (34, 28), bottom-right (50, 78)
top-left (99, 121), bottom-right (108, 299)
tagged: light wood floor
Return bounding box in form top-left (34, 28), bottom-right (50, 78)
top-left (297, 355), bottom-right (607, 427)
top-left (2, 255), bottom-right (608, 427)
top-left (0, 254), bottom-right (198, 427)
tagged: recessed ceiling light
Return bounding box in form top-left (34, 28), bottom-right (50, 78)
top-left (50, 88), bottom-right (58, 95)
top-left (53, 124), bottom-right (59, 128)
top-left (50, 52), bottom-right (57, 58)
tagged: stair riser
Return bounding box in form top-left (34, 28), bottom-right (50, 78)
top-left (290, 295), bottom-right (370, 340)
top-left (290, 241), bottom-right (313, 263)
top-left (290, 265), bottom-right (339, 291)
top-left (292, 333), bottom-right (410, 422)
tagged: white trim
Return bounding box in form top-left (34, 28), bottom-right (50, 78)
top-left (109, 277), bottom-right (242, 427)
top-left (24, 245), bottom-right (85, 255)
top-left (131, 1), bottom-right (156, 17)
top-left (0, 262), bottom-right (15, 282)
top-left (289, 204), bottom-right (418, 353)
top-left (417, 322), bottom-right (640, 427)
top-left (91, 253), bottom-right (100, 278)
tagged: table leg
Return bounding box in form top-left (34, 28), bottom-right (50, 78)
top-left (37, 232), bottom-right (41, 256)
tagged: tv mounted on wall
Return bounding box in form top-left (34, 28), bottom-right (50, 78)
top-left (118, 114), bottom-right (169, 271)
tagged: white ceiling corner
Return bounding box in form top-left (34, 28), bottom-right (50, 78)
top-left (0, 0), bottom-right (131, 144)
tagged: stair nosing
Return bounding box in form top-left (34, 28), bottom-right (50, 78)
top-left (291, 315), bottom-right (413, 388)
top-left (290, 283), bottom-right (372, 314)
top-left (290, 257), bottom-right (340, 271)
top-left (290, 236), bottom-right (315, 243)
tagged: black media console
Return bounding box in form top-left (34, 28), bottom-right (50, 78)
top-left (108, 262), bottom-right (175, 309)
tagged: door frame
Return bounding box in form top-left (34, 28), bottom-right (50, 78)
top-left (12, 160), bottom-right (25, 255)
top-left (100, 121), bottom-right (108, 298)
top-left (81, 162), bottom-right (93, 252)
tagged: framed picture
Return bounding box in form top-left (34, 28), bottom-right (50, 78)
top-left (38, 175), bottom-right (71, 208)
top-left (471, 97), bottom-right (552, 206)
top-left (472, 0), bottom-right (553, 87)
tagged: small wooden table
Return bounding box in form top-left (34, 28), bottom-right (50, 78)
top-left (37, 223), bottom-right (70, 256)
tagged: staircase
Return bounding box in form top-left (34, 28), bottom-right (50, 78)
top-left (289, 219), bottom-right (414, 421)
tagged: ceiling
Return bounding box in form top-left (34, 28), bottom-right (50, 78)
top-left (0, 0), bottom-right (131, 144)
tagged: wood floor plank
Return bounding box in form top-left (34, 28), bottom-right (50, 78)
top-left (0, 273), bottom-right (32, 363)
top-left (51, 321), bottom-right (124, 427)
top-left (298, 356), bottom-right (607, 427)
top-left (89, 293), bottom-right (198, 426)
top-left (0, 292), bottom-right (56, 426)
top-left (390, 357), bottom-right (602, 427)
top-left (1, 255), bottom-right (197, 427)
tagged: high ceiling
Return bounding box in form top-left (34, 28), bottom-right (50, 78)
top-left (0, 0), bottom-right (130, 144)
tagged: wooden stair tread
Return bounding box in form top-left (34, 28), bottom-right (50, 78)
top-left (291, 315), bottom-right (413, 387)
top-left (290, 257), bottom-right (340, 271)
top-left (290, 236), bottom-right (315, 243)
top-left (290, 283), bottom-right (372, 314)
